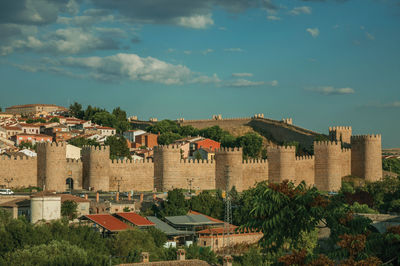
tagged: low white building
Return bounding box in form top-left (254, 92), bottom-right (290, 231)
top-left (30, 191), bottom-right (61, 224)
top-left (123, 130), bottom-right (146, 142)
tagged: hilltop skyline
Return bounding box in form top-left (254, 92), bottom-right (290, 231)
top-left (0, 0), bottom-right (399, 147)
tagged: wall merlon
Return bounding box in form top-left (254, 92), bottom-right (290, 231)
top-left (154, 144), bottom-right (181, 150)
top-left (295, 155), bottom-right (314, 161)
top-left (66, 158), bottom-right (81, 163)
top-left (216, 147), bottom-right (242, 153)
top-left (329, 126), bottom-right (352, 131)
top-left (351, 134), bottom-right (382, 141)
top-left (268, 145), bottom-right (296, 152)
top-left (314, 140), bottom-right (340, 147)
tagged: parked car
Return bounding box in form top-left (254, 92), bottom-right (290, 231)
top-left (0, 189), bottom-right (14, 195)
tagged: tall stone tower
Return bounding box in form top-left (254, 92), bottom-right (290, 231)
top-left (153, 145), bottom-right (181, 191)
top-left (351, 135), bottom-right (382, 182)
top-left (215, 147), bottom-right (243, 191)
top-left (314, 141), bottom-right (342, 191)
top-left (329, 126), bottom-right (352, 146)
top-left (267, 145), bottom-right (296, 184)
top-left (37, 142), bottom-right (67, 192)
top-left (82, 146), bottom-right (110, 191)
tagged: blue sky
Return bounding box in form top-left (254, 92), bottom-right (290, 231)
top-left (0, 0), bottom-right (399, 147)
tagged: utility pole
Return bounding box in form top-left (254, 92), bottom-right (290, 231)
top-left (187, 178), bottom-right (194, 197)
top-left (114, 177), bottom-right (123, 192)
top-left (223, 166), bottom-right (232, 256)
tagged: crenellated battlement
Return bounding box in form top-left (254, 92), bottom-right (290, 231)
top-left (0, 155), bottom-right (37, 161)
top-left (82, 145), bottom-right (109, 152)
top-left (314, 141), bottom-right (340, 147)
top-left (37, 142), bottom-right (66, 148)
top-left (267, 145), bottom-right (296, 152)
top-left (111, 158), bottom-right (153, 164)
top-left (329, 126), bottom-right (352, 131)
top-left (181, 117), bottom-right (251, 123)
top-left (66, 158), bottom-right (81, 163)
top-left (154, 144), bottom-right (181, 151)
top-left (243, 159), bottom-right (267, 164)
top-left (295, 155), bottom-right (314, 161)
top-left (215, 147), bottom-right (242, 153)
top-left (351, 134), bottom-right (382, 141)
top-left (180, 159), bottom-right (214, 164)
top-left (342, 148), bottom-right (351, 153)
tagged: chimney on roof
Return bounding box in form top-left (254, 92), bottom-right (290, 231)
top-left (152, 194), bottom-right (156, 201)
top-left (177, 249), bottom-right (186, 261)
top-left (140, 193), bottom-right (144, 203)
top-left (96, 192), bottom-right (99, 203)
top-left (223, 255), bottom-right (233, 266)
top-left (128, 193), bottom-right (131, 201)
top-left (84, 194), bottom-right (88, 200)
top-left (141, 252), bottom-right (149, 263)
top-left (116, 192), bottom-right (119, 202)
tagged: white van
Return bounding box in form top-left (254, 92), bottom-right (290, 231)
top-left (0, 189), bottom-right (14, 195)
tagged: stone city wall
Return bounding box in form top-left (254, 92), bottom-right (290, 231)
top-left (242, 159), bottom-right (268, 190)
top-left (0, 156), bottom-right (38, 188)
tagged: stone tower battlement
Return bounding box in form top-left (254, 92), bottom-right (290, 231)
top-left (82, 145), bottom-right (110, 191)
top-left (329, 126), bottom-right (352, 146)
top-left (267, 145), bottom-right (296, 184)
top-left (37, 141), bottom-right (67, 191)
top-left (351, 134), bottom-right (382, 182)
top-left (314, 140), bottom-right (342, 191)
top-left (215, 147), bottom-right (243, 191)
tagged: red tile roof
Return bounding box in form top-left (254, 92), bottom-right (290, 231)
top-left (84, 214), bottom-right (131, 232)
top-left (115, 212), bottom-right (155, 226)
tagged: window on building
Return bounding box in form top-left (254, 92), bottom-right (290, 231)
top-left (215, 239), bottom-right (218, 245)
top-left (203, 241), bottom-right (206, 246)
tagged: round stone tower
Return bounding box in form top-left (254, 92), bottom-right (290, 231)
top-left (329, 126), bottom-right (352, 147)
top-left (215, 147), bottom-right (243, 191)
top-left (267, 145), bottom-right (296, 184)
top-left (314, 141), bottom-right (342, 191)
top-left (153, 145), bottom-right (181, 191)
top-left (37, 142), bottom-right (67, 192)
top-left (351, 135), bottom-right (382, 182)
top-left (82, 146), bottom-right (110, 191)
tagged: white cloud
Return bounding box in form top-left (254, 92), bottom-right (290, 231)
top-left (289, 6), bottom-right (312, 15)
top-left (307, 86), bottom-right (355, 95)
top-left (202, 49), bottom-right (214, 55)
top-left (223, 79), bottom-right (277, 88)
top-left (365, 101), bottom-right (400, 108)
top-left (306, 28), bottom-right (319, 38)
top-left (267, 15), bottom-right (281, 21)
top-left (232, 73), bottom-right (253, 77)
top-left (28, 53), bottom-right (221, 86)
top-left (183, 50), bottom-right (192, 55)
top-left (176, 14), bottom-right (214, 29)
top-left (224, 48), bottom-right (244, 52)
top-left (218, 26), bottom-right (227, 31)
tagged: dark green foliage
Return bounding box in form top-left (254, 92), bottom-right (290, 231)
top-left (147, 120), bottom-right (180, 134)
top-left (179, 125), bottom-right (199, 136)
top-left (236, 132), bottom-right (263, 159)
top-left (18, 141), bottom-right (36, 150)
top-left (68, 137), bottom-right (99, 148)
top-left (84, 105), bottom-right (106, 121)
top-left (147, 227), bottom-right (168, 248)
top-left (104, 135), bottom-right (131, 159)
top-left (156, 189), bottom-right (189, 217)
top-left (185, 244), bottom-right (218, 265)
top-left (49, 117), bottom-right (60, 123)
top-left (157, 132), bottom-right (182, 145)
top-left (199, 126), bottom-right (231, 143)
top-left (69, 102), bottom-right (84, 119)
top-left (26, 118), bottom-right (46, 124)
top-left (92, 111), bottom-right (117, 128)
top-left (61, 200), bottom-right (78, 220)
top-left (189, 190), bottom-right (224, 220)
top-left (383, 158), bottom-right (400, 176)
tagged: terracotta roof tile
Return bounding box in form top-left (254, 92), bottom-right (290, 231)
top-left (115, 212), bottom-right (155, 226)
top-left (83, 214), bottom-right (131, 232)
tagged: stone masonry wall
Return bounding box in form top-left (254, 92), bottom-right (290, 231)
top-left (295, 156), bottom-right (315, 186)
top-left (179, 160), bottom-right (216, 191)
top-left (0, 156), bottom-right (38, 188)
top-left (66, 159), bottom-right (83, 190)
top-left (242, 160), bottom-right (268, 190)
top-left (109, 159), bottom-right (154, 192)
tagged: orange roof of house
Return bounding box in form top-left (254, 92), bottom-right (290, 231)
top-left (19, 123), bottom-right (41, 128)
top-left (2, 126), bottom-right (22, 130)
top-left (83, 214), bottom-right (131, 232)
top-left (97, 126), bottom-right (115, 130)
top-left (115, 212), bottom-right (155, 226)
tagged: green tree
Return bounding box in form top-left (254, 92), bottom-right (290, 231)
top-left (69, 102), bottom-right (84, 119)
top-left (189, 190), bottom-right (224, 220)
top-left (18, 141), bottom-right (34, 150)
top-left (383, 158), bottom-right (400, 176)
top-left (112, 107), bottom-right (127, 121)
top-left (61, 200), bottom-right (78, 220)
top-left (104, 135), bottom-right (131, 159)
top-left (147, 227), bottom-right (167, 248)
top-left (185, 244), bottom-right (218, 265)
top-left (147, 120), bottom-right (180, 134)
top-left (92, 111), bottom-right (117, 128)
top-left (3, 240), bottom-right (90, 266)
top-left (157, 132), bottom-right (181, 145)
top-left (49, 117), bottom-right (60, 123)
top-left (179, 125), bottom-right (199, 137)
top-left (236, 132), bottom-right (263, 159)
top-left (157, 189), bottom-right (188, 217)
top-left (194, 151), bottom-right (202, 160)
top-left (68, 137), bottom-right (99, 148)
